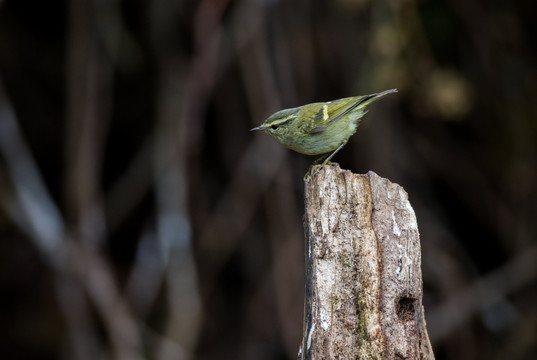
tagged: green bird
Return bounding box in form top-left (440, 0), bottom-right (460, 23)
top-left (251, 89), bottom-right (397, 166)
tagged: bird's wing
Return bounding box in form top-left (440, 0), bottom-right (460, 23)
top-left (304, 96), bottom-right (372, 134)
top-left (303, 90), bottom-right (397, 134)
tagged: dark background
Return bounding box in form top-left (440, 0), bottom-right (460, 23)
top-left (0, 0), bottom-right (536, 359)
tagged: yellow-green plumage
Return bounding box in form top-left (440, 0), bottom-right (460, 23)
top-left (251, 89), bottom-right (397, 160)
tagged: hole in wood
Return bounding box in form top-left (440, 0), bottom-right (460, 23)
top-left (396, 297), bottom-right (416, 322)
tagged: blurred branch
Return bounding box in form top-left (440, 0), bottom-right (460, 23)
top-left (125, 227), bottom-right (165, 318)
top-left (106, 136), bottom-right (155, 232)
top-left (105, 0), bottom-right (269, 234)
top-left (198, 0), bottom-right (288, 289)
top-left (0, 78), bottom-right (99, 360)
top-left (0, 0), bottom-right (147, 355)
top-left (0, 76), bottom-right (144, 360)
top-left (412, 125), bottom-right (532, 252)
top-left (63, 0), bottom-right (143, 358)
top-left (263, 167), bottom-right (304, 358)
top-left (147, 0), bottom-right (225, 355)
top-left (428, 244), bottom-right (537, 342)
top-left (0, 81), bottom-right (64, 260)
top-left (64, 0), bottom-right (111, 245)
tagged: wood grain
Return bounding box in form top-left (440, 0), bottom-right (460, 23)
top-left (298, 164), bottom-right (434, 360)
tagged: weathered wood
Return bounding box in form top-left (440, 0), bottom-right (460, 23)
top-left (298, 164), bottom-right (434, 360)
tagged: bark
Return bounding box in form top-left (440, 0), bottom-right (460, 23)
top-left (298, 164), bottom-right (434, 360)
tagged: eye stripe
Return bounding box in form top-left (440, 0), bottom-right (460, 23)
top-left (267, 115), bottom-right (296, 130)
top-left (270, 115), bottom-right (296, 126)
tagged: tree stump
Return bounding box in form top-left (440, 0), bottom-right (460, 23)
top-left (298, 164), bottom-right (434, 360)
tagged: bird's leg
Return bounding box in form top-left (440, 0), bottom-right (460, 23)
top-left (322, 143), bottom-right (345, 166)
top-left (312, 153), bottom-right (330, 165)
top-left (310, 143), bottom-right (345, 176)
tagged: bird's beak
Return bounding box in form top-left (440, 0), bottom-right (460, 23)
top-left (250, 125), bottom-right (265, 132)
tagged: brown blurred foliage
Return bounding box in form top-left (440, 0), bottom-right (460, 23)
top-left (0, 0), bottom-right (536, 359)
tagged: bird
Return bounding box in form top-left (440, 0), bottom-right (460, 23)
top-left (250, 89), bottom-right (397, 166)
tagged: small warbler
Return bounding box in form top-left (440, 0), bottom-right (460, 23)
top-left (251, 89), bottom-right (397, 166)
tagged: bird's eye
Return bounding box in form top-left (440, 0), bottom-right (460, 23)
top-left (271, 124), bottom-right (278, 130)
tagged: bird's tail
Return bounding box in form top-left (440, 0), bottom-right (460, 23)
top-left (358, 88), bottom-right (398, 108)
